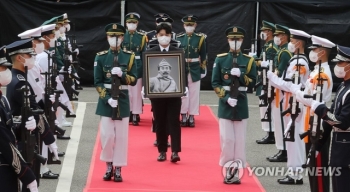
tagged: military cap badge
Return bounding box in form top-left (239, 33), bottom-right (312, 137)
top-left (113, 24), bottom-right (117, 29)
top-left (233, 27), bottom-right (237, 32)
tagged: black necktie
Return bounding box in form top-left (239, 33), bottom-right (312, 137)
top-left (162, 49), bottom-right (166, 52)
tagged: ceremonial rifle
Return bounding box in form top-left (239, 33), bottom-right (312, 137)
top-left (69, 22), bottom-right (84, 90)
top-left (63, 39), bottom-right (80, 101)
top-left (260, 59), bottom-right (275, 123)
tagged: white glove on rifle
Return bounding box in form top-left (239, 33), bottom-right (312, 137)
top-left (248, 52), bottom-right (257, 57)
top-left (25, 116), bottom-right (36, 131)
top-left (73, 48), bottom-right (79, 55)
top-left (261, 61), bottom-right (269, 68)
top-left (27, 180), bottom-right (38, 192)
top-left (48, 142), bottom-right (59, 160)
top-left (227, 97), bottom-right (237, 107)
top-left (230, 68), bottom-right (241, 77)
top-left (311, 100), bottom-right (323, 111)
top-left (49, 94), bottom-right (55, 104)
top-left (108, 98), bottom-right (118, 108)
top-left (289, 83), bottom-right (302, 95)
top-left (111, 67), bottom-right (123, 77)
top-left (266, 70), bottom-right (275, 79)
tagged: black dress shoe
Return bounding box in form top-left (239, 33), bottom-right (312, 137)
top-left (41, 170), bottom-right (59, 179)
top-left (103, 162), bottom-right (113, 181)
top-left (66, 111), bottom-right (76, 118)
top-left (256, 132), bottom-right (275, 144)
top-left (114, 167), bottom-right (123, 182)
top-left (157, 152), bottom-right (167, 161)
top-left (132, 114), bottom-right (139, 126)
top-left (278, 175), bottom-right (303, 184)
top-left (180, 114), bottom-right (187, 127)
top-left (129, 112), bottom-right (132, 122)
top-left (268, 150), bottom-right (287, 162)
top-left (136, 114), bottom-right (140, 122)
top-left (57, 135), bottom-right (71, 140)
top-left (266, 150), bottom-right (281, 160)
top-left (188, 115), bottom-right (195, 127)
top-left (170, 152), bottom-right (180, 163)
top-left (58, 152), bottom-right (65, 157)
top-left (224, 177), bottom-right (241, 184)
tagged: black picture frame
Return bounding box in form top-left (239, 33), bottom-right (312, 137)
top-left (142, 50), bottom-right (186, 98)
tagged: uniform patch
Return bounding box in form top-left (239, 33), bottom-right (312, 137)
top-left (106, 72), bottom-right (111, 78)
top-left (17, 74), bottom-right (25, 81)
top-left (94, 61), bottom-right (97, 66)
top-left (213, 63), bottom-right (216, 68)
top-left (56, 42), bottom-right (61, 46)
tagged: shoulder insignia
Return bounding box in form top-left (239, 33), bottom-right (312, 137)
top-left (137, 31), bottom-right (146, 35)
top-left (17, 74), bottom-right (25, 81)
top-left (243, 54), bottom-right (253, 58)
top-left (176, 33), bottom-right (185, 38)
top-left (97, 50), bottom-right (108, 56)
top-left (146, 30), bottom-right (155, 34)
top-left (195, 32), bottom-right (203, 37)
top-left (217, 53), bottom-right (228, 57)
top-left (123, 50), bottom-right (133, 54)
top-left (269, 43), bottom-right (272, 48)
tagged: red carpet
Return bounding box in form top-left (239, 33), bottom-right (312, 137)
top-left (84, 104), bottom-right (265, 192)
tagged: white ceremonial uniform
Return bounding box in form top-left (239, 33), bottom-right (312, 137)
top-left (128, 78), bottom-right (143, 114)
top-left (271, 88), bottom-right (284, 150)
top-left (180, 74), bottom-right (201, 115)
top-left (259, 89), bottom-right (274, 132)
top-left (269, 55), bottom-right (310, 173)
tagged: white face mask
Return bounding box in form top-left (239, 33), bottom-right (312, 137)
top-left (55, 30), bottom-right (61, 38)
top-left (108, 37), bottom-right (123, 47)
top-left (185, 26), bottom-right (195, 33)
top-left (59, 26), bottom-right (66, 34)
top-left (126, 23), bottom-right (137, 31)
top-left (274, 36), bottom-right (281, 45)
top-left (0, 68), bottom-right (12, 86)
top-left (47, 37), bottom-right (56, 48)
top-left (260, 32), bottom-right (267, 40)
top-left (65, 24), bottom-right (71, 32)
top-left (157, 36), bottom-right (171, 46)
top-left (287, 42), bottom-right (296, 53)
top-left (34, 42), bottom-right (45, 54)
top-left (20, 55), bottom-right (35, 69)
top-left (229, 41), bottom-right (242, 50)
top-left (334, 65), bottom-right (350, 78)
top-left (309, 50), bottom-right (321, 63)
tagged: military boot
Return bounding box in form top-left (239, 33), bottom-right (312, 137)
top-left (132, 114), bottom-right (139, 126)
top-left (256, 131), bottom-right (275, 144)
top-left (180, 114), bottom-right (187, 127)
top-left (114, 167), bottom-right (123, 182)
top-left (188, 115), bottom-right (195, 127)
top-left (103, 162), bottom-right (113, 181)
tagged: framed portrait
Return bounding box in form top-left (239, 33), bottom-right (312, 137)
top-left (142, 50), bottom-right (186, 98)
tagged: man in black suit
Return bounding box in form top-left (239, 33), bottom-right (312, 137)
top-left (147, 23), bottom-right (186, 162)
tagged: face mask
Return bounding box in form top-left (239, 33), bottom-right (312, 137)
top-left (185, 26), bottom-right (195, 33)
top-left (35, 42), bottom-right (45, 54)
top-left (309, 50), bottom-right (321, 63)
top-left (55, 30), bottom-right (61, 38)
top-left (274, 36), bottom-right (281, 45)
top-left (229, 41), bottom-right (242, 50)
top-left (117, 37), bottom-right (123, 47)
top-left (59, 26), bottom-right (66, 34)
top-left (126, 23), bottom-right (137, 31)
top-left (334, 65), bottom-right (350, 78)
top-left (287, 42), bottom-right (296, 53)
top-left (0, 68), bottom-right (12, 86)
top-left (20, 56), bottom-right (35, 69)
top-left (65, 24), bottom-right (71, 32)
top-left (47, 37), bottom-right (56, 48)
top-left (260, 32), bottom-right (267, 40)
top-left (157, 36), bottom-right (171, 46)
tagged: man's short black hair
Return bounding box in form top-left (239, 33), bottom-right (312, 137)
top-left (156, 23), bottom-right (172, 34)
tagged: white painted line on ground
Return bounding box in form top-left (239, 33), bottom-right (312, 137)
top-left (55, 102), bottom-right (87, 192)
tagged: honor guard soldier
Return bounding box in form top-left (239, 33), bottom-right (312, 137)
top-left (94, 23), bottom-right (137, 182)
top-left (255, 20), bottom-right (278, 144)
top-left (264, 29), bottom-right (311, 184)
top-left (290, 35), bottom-right (335, 192)
top-left (146, 13), bottom-right (176, 42)
top-left (122, 12), bottom-right (147, 126)
top-left (0, 46), bottom-right (39, 192)
top-left (266, 24), bottom-right (292, 163)
top-left (176, 15), bottom-right (207, 127)
top-left (211, 26), bottom-right (257, 184)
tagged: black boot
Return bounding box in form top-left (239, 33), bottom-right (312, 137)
top-left (180, 114), bottom-right (187, 127)
top-left (188, 115), bottom-right (195, 127)
top-left (256, 132), bottom-right (275, 144)
top-left (129, 112), bottom-right (132, 122)
top-left (132, 114), bottom-right (139, 126)
top-left (114, 167), bottom-right (123, 182)
top-left (278, 175), bottom-right (303, 184)
top-left (223, 167), bottom-right (241, 184)
top-left (103, 162), bottom-right (113, 181)
top-left (268, 150), bottom-right (287, 162)
top-left (136, 114), bottom-right (140, 122)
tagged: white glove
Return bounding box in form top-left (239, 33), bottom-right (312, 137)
top-left (248, 52), bottom-right (257, 57)
top-left (108, 98), bottom-right (118, 108)
top-left (48, 142), bottom-right (59, 160)
top-left (73, 48), bottom-right (79, 55)
top-left (311, 100), bottom-right (323, 111)
top-left (49, 94), bottom-right (55, 104)
top-left (69, 55), bottom-right (73, 62)
top-left (227, 97), bottom-right (237, 107)
top-left (295, 90), bottom-right (313, 107)
top-left (25, 116), bottom-right (36, 131)
top-left (27, 180), bottom-right (38, 192)
top-left (266, 70), bottom-right (275, 79)
top-left (261, 61), bottom-right (269, 68)
top-left (68, 66), bottom-right (72, 74)
top-left (111, 67), bottom-right (123, 77)
top-left (55, 120), bottom-right (59, 125)
top-left (74, 73), bottom-right (80, 84)
top-left (182, 87), bottom-right (189, 98)
top-left (230, 68), bottom-right (241, 77)
top-left (289, 83), bottom-right (302, 94)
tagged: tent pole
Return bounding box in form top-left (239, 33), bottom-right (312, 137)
top-left (255, 2), bottom-right (259, 53)
top-left (121, 0), bottom-right (125, 26)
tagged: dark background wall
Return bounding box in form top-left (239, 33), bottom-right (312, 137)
top-left (1, 0), bottom-right (350, 89)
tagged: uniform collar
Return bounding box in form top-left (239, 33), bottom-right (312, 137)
top-left (314, 62), bottom-right (328, 68)
top-left (229, 51), bottom-right (242, 57)
top-left (280, 43), bottom-right (288, 49)
top-left (159, 45), bottom-right (170, 52)
top-left (344, 79), bottom-right (350, 86)
top-left (186, 33), bottom-right (193, 37)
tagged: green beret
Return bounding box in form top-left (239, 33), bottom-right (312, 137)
top-left (181, 15), bottom-right (198, 23)
top-left (274, 24), bottom-right (290, 35)
top-left (260, 20), bottom-right (275, 32)
top-left (225, 26), bottom-right (246, 38)
top-left (41, 17), bottom-right (58, 26)
top-left (125, 12), bottom-right (140, 22)
top-left (105, 23), bottom-right (126, 36)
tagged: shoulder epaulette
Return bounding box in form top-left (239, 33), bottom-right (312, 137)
top-left (146, 30), bottom-right (155, 34)
top-left (17, 74), bottom-right (25, 81)
top-left (96, 50), bottom-right (108, 56)
top-left (196, 32), bottom-right (207, 38)
top-left (137, 31), bottom-right (146, 36)
top-left (138, 29), bottom-right (147, 34)
top-left (123, 50), bottom-right (133, 54)
top-left (243, 54), bottom-right (253, 58)
top-left (217, 53), bottom-right (228, 57)
top-left (176, 33), bottom-right (185, 38)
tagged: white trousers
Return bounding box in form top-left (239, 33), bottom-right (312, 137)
top-left (271, 99), bottom-right (284, 150)
top-left (219, 118), bottom-right (247, 168)
top-left (99, 116), bottom-right (129, 167)
top-left (128, 78), bottom-right (143, 114)
top-left (286, 107), bottom-right (306, 172)
top-left (40, 141), bottom-right (49, 174)
top-left (180, 74), bottom-right (200, 115)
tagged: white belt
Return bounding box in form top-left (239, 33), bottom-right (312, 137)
top-left (222, 86), bottom-right (247, 92)
top-left (185, 58), bottom-right (199, 62)
top-left (135, 56), bottom-right (140, 59)
top-left (104, 84), bottom-right (128, 90)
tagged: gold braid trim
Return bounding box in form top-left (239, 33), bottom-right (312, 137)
top-left (37, 115), bottom-right (45, 134)
top-left (245, 57), bottom-right (254, 75)
top-left (200, 60), bottom-right (207, 69)
top-left (141, 35), bottom-right (146, 50)
top-left (277, 49), bottom-right (292, 64)
top-left (10, 143), bottom-right (22, 174)
top-left (244, 75), bottom-right (252, 86)
top-left (96, 86), bottom-right (106, 98)
top-left (214, 87), bottom-right (226, 98)
top-left (198, 35), bottom-right (205, 52)
top-left (128, 53), bottom-right (135, 72)
top-left (125, 75), bottom-right (136, 84)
